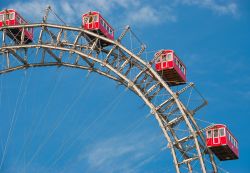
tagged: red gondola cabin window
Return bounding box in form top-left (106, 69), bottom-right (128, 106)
top-left (154, 50), bottom-right (186, 86)
top-left (0, 9), bottom-right (33, 43)
top-left (82, 11), bottom-right (114, 41)
top-left (206, 124), bottom-right (239, 161)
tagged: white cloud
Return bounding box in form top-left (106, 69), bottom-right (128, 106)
top-left (6, 0), bottom-right (176, 27)
top-left (7, 1), bottom-right (53, 22)
top-left (6, 0), bottom-right (238, 29)
top-left (78, 132), bottom-right (162, 173)
top-left (176, 0), bottom-right (238, 16)
top-left (127, 6), bottom-right (176, 25)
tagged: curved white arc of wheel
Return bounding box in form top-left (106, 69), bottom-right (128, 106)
top-left (0, 24), bottom-right (218, 172)
top-left (0, 44), bottom-right (216, 173)
top-left (0, 45), bottom-right (182, 172)
top-left (107, 41), bottom-right (218, 173)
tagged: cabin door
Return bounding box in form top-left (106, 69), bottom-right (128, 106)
top-left (161, 54), bottom-right (167, 69)
top-left (88, 16), bottom-right (94, 29)
top-left (213, 129), bottom-right (220, 144)
top-left (3, 14), bottom-right (9, 25)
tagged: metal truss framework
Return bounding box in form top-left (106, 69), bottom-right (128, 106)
top-left (0, 23), bottom-right (218, 173)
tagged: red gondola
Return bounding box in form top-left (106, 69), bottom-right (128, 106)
top-left (82, 11), bottom-right (114, 47)
top-left (0, 9), bottom-right (33, 43)
top-left (154, 50), bottom-right (186, 86)
top-left (206, 124), bottom-right (239, 161)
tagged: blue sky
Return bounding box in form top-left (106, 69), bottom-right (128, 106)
top-left (0, 0), bottom-right (250, 172)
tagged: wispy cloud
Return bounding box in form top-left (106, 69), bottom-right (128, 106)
top-left (6, 0), bottom-right (239, 28)
top-left (77, 132), bottom-right (163, 173)
top-left (126, 5), bottom-right (176, 25)
top-left (7, 1), bottom-right (53, 22)
top-left (176, 0), bottom-right (238, 16)
top-left (7, 0), bottom-right (176, 27)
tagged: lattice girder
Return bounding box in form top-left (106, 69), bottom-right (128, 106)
top-left (0, 23), bottom-right (218, 173)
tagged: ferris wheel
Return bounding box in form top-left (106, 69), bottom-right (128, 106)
top-left (0, 6), bottom-right (238, 173)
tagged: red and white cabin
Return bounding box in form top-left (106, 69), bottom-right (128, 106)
top-left (154, 50), bottom-right (186, 86)
top-left (82, 11), bottom-right (114, 47)
top-left (0, 9), bottom-right (33, 43)
top-left (206, 124), bottom-right (239, 161)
